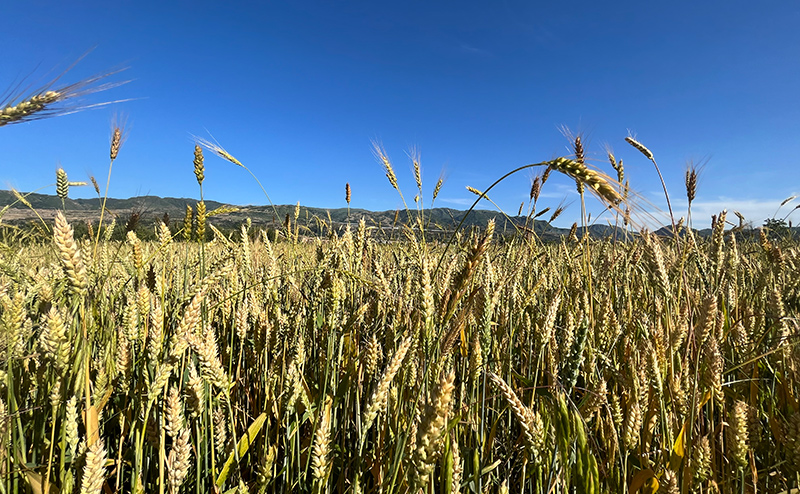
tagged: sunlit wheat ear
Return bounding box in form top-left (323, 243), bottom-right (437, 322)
top-left (185, 361), bottom-right (205, 418)
top-left (692, 435), bottom-right (712, 485)
top-left (213, 407), bottom-right (228, 454)
top-left (372, 142), bottom-right (399, 190)
top-left (127, 230), bottom-right (144, 272)
top-left (11, 188), bottom-right (32, 209)
top-left (413, 370), bottom-right (456, 488)
top-left (696, 295), bottom-right (717, 347)
top-left (89, 175), bottom-right (101, 195)
top-left (193, 145), bottom-right (205, 186)
top-left (643, 233), bottom-right (670, 295)
top-left (64, 397), bottom-right (79, 458)
top-left (163, 287), bottom-right (206, 366)
top-left (158, 221), bottom-right (172, 249)
top-left (363, 334), bottom-right (382, 377)
top-left (466, 186), bottom-right (487, 199)
top-left (311, 395), bottom-right (333, 482)
top-left (624, 135), bottom-right (654, 161)
top-left (545, 157), bottom-right (622, 206)
top-left (606, 146), bottom-right (624, 183)
top-left (728, 400), bottom-right (750, 470)
top-left (361, 335), bottom-right (413, 445)
top-left (40, 306), bottom-right (70, 373)
top-left (103, 217), bottom-right (115, 242)
top-left (487, 372), bottom-right (544, 456)
top-left (167, 428), bottom-right (192, 494)
top-left (345, 182), bottom-right (351, 204)
top-left (433, 175), bottom-right (444, 202)
top-left (54, 211), bottom-right (87, 294)
top-left (108, 126), bottom-right (122, 160)
top-left (622, 398), bottom-right (642, 450)
top-left (182, 204), bottom-right (193, 242)
top-left (164, 386), bottom-right (185, 439)
top-left (195, 201), bottom-right (207, 242)
top-left (187, 324), bottom-right (230, 392)
top-left (56, 168), bottom-right (69, 200)
top-left (0, 90), bottom-right (62, 126)
top-left (410, 146), bottom-right (423, 192)
top-left (450, 435), bottom-right (462, 494)
top-left (79, 439), bottom-right (108, 494)
top-left (0, 61), bottom-right (127, 128)
top-left (660, 470), bottom-right (678, 494)
top-left (540, 293), bottom-right (561, 346)
top-left (195, 137), bottom-right (244, 167)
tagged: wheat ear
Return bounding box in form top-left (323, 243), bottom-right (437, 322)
top-left (79, 439), bottom-right (108, 494)
top-left (413, 370), bottom-right (456, 488)
top-left (488, 372), bottom-right (544, 456)
top-left (361, 335), bottom-right (413, 446)
top-left (54, 211), bottom-right (87, 294)
top-left (546, 157), bottom-right (622, 206)
top-left (312, 396), bottom-right (334, 482)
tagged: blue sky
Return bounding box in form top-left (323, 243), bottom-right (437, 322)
top-left (1, 0), bottom-right (799, 228)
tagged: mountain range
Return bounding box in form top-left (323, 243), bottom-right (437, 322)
top-left (2, 190), bottom-right (794, 240)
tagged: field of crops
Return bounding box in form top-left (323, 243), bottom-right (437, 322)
top-left (1, 196), bottom-right (799, 493)
top-left (2, 69), bottom-right (800, 494)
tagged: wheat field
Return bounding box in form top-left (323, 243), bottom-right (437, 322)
top-left (1, 72), bottom-right (800, 494)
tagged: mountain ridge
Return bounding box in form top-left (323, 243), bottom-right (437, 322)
top-left (3, 190), bottom-right (794, 239)
top-left (0, 189), bottom-right (607, 238)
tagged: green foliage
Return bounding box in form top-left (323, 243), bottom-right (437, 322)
top-left (764, 217), bottom-right (792, 239)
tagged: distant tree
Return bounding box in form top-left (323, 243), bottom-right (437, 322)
top-left (72, 221), bottom-right (90, 240)
top-left (763, 218), bottom-right (790, 238)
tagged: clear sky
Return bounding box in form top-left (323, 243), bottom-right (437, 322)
top-left (2, 0), bottom-right (799, 228)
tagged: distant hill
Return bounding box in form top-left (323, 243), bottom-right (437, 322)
top-left (1, 189), bottom-right (574, 236)
top-left (11, 189), bottom-right (795, 240)
top-left (0, 191), bottom-right (227, 213)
